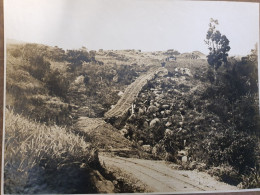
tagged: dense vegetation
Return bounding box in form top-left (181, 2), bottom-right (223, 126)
top-left (5, 40), bottom-right (260, 191)
top-left (119, 47), bottom-right (259, 187)
top-left (5, 42), bottom-right (148, 193)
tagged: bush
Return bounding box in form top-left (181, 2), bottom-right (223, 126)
top-left (240, 168), bottom-right (260, 189)
top-left (208, 164), bottom-right (240, 185)
top-left (26, 55), bottom-right (51, 80)
top-left (44, 69), bottom-right (69, 100)
top-left (10, 48), bottom-right (22, 58)
top-left (204, 129), bottom-right (257, 173)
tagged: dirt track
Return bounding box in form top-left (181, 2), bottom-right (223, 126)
top-left (77, 67), bottom-right (238, 193)
top-left (104, 67), bottom-right (168, 118)
top-left (99, 155), bottom-right (238, 192)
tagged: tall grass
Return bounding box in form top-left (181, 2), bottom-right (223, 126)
top-left (4, 109), bottom-right (98, 193)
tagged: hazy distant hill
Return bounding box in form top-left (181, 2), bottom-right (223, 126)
top-left (179, 51), bottom-right (206, 59)
top-left (6, 38), bottom-right (26, 45)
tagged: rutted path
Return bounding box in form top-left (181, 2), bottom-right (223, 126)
top-left (104, 67), bottom-right (168, 118)
top-left (100, 155), bottom-right (238, 192)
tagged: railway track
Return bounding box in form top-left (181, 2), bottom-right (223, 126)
top-left (104, 67), bottom-right (168, 118)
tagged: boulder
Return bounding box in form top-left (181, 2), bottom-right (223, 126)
top-left (165, 121), bottom-right (172, 127)
top-left (138, 108), bottom-right (145, 115)
top-left (119, 129), bottom-right (128, 136)
top-left (150, 118), bottom-right (160, 128)
top-left (138, 140), bottom-right (144, 145)
top-left (143, 121), bottom-right (149, 128)
top-left (147, 105), bottom-right (158, 113)
top-left (189, 161), bottom-right (198, 169)
top-left (164, 129), bottom-right (173, 136)
top-left (154, 102), bottom-right (160, 107)
top-left (162, 105), bottom-right (170, 109)
top-left (162, 118), bottom-right (168, 122)
top-left (117, 91), bottom-right (124, 96)
top-left (142, 145), bottom-right (152, 153)
top-left (165, 110), bottom-right (171, 115)
top-left (182, 156), bottom-right (188, 163)
top-left (74, 75), bottom-right (85, 85)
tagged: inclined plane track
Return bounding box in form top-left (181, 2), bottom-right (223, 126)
top-left (104, 67), bottom-right (168, 118)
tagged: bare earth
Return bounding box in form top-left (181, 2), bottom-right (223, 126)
top-left (99, 154), bottom-right (238, 193)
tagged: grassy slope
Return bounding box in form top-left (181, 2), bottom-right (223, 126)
top-left (4, 109), bottom-right (98, 194)
top-left (5, 43), bottom-right (114, 193)
top-left (4, 43), bottom-right (159, 193)
top-left (6, 43), bottom-right (72, 125)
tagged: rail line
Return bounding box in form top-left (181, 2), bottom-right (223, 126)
top-left (104, 67), bottom-right (168, 118)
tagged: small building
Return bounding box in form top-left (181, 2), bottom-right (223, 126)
top-left (166, 56), bottom-right (176, 61)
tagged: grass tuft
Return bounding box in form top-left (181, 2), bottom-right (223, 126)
top-left (4, 109), bottom-right (97, 193)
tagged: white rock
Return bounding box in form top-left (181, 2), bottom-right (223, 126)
top-left (164, 129), bottom-right (173, 136)
top-left (119, 129), bottom-right (128, 136)
top-left (148, 105), bottom-right (159, 113)
top-left (162, 105), bottom-right (170, 109)
top-left (74, 75), bottom-right (85, 84)
top-left (117, 91), bottom-right (124, 96)
top-left (165, 121), bottom-right (172, 127)
top-left (182, 156), bottom-right (188, 163)
top-left (142, 145), bottom-right (152, 153)
top-left (150, 118), bottom-right (160, 128)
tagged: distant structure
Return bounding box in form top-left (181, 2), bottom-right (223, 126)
top-left (166, 56), bottom-right (176, 61)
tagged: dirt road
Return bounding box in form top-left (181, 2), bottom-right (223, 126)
top-left (104, 67), bottom-right (168, 118)
top-left (99, 155), bottom-right (238, 192)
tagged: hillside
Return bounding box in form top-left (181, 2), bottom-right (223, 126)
top-left (4, 41), bottom-right (260, 193)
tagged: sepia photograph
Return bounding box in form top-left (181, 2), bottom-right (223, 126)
top-left (2, 0), bottom-right (260, 194)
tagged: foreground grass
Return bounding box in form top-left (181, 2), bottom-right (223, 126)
top-left (4, 109), bottom-right (98, 194)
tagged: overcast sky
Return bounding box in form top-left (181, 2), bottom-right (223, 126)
top-left (4, 0), bottom-right (259, 55)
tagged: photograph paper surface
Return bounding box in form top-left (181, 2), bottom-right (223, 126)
top-left (2, 0), bottom-right (260, 194)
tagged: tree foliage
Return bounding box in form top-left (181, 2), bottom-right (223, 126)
top-left (66, 48), bottom-right (96, 72)
top-left (205, 18), bottom-right (231, 71)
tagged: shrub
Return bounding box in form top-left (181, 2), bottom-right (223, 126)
top-left (204, 129), bottom-right (257, 173)
top-left (44, 69), bottom-right (69, 100)
top-left (26, 55), bottom-right (51, 80)
top-left (10, 48), bottom-right (22, 58)
top-left (208, 164), bottom-right (240, 185)
top-left (240, 168), bottom-right (260, 189)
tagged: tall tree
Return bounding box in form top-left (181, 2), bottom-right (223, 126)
top-left (205, 18), bottom-right (231, 82)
